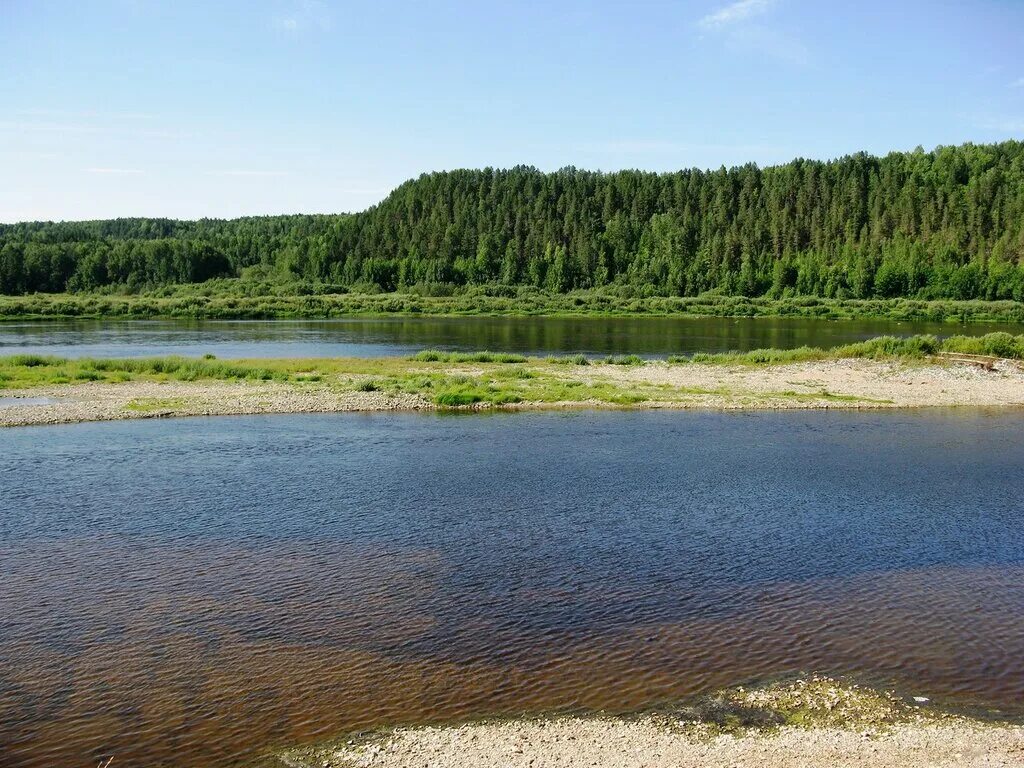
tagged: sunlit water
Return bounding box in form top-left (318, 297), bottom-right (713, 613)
top-left (1, 315), bottom-right (1020, 359)
top-left (2, 411), bottom-right (1024, 767)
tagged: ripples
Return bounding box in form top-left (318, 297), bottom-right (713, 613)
top-left (1, 411), bottom-right (1023, 767)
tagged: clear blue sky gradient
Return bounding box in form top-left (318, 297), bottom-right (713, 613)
top-left (2, 0), bottom-right (1022, 222)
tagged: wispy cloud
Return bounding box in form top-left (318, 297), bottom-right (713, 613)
top-left (579, 139), bottom-right (784, 156)
top-left (1, 114), bottom-right (188, 141)
top-left (1010, 78), bottom-right (1024, 89)
top-left (84, 167), bottom-right (143, 175)
top-left (699, 0), bottom-right (774, 28)
top-left (728, 24), bottom-right (808, 64)
top-left (337, 187), bottom-right (390, 196)
top-left (1, 120), bottom-right (98, 134)
top-left (0, 209), bottom-right (64, 224)
top-left (15, 108), bottom-right (157, 120)
top-left (273, 0), bottom-right (331, 33)
top-left (696, 0), bottom-right (805, 65)
top-left (8, 151), bottom-right (61, 160)
top-left (974, 115), bottom-right (1024, 133)
top-left (205, 170), bottom-right (289, 177)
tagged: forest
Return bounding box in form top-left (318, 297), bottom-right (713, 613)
top-left (2, 141), bottom-right (1023, 301)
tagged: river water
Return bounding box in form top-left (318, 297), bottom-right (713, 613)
top-left (1, 316), bottom-right (1020, 359)
top-left (2, 410), bottom-right (1023, 767)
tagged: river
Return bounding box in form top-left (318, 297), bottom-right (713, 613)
top-left (2, 410), bottom-right (1023, 767)
top-left (1, 315), bottom-right (1021, 359)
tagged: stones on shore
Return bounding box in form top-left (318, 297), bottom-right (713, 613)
top-left (279, 677), bottom-right (1024, 768)
top-left (0, 381), bottom-right (432, 428)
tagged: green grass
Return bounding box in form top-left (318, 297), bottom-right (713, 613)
top-left (544, 354), bottom-right (590, 365)
top-left (126, 397), bottom-right (190, 412)
top-left (604, 354), bottom-right (646, 365)
top-left (6, 354), bottom-right (64, 367)
top-left (410, 350), bottom-right (527, 363)
top-left (668, 332), bottom-right (1024, 365)
top-left (941, 331), bottom-right (1024, 358)
top-left (0, 354), bottom-right (300, 389)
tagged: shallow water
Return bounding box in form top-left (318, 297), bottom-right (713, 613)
top-left (2, 411), bottom-right (1023, 767)
top-left (1, 315), bottom-right (1020, 359)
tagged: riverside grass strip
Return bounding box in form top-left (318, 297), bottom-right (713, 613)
top-left (3, 331), bottom-right (1024, 387)
top-left (4, 290), bottom-right (1024, 323)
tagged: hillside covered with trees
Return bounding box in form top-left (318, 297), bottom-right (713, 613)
top-left (2, 141), bottom-right (1023, 301)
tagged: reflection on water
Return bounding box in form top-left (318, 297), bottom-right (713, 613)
top-left (1, 411), bottom-right (1023, 767)
top-left (1, 315), bottom-right (1021, 359)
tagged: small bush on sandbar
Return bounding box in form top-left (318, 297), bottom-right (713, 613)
top-left (8, 354), bottom-right (66, 367)
top-left (434, 389), bottom-right (483, 406)
top-left (604, 354), bottom-right (645, 365)
top-left (411, 350), bottom-right (527, 364)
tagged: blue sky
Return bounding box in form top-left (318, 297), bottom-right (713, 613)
top-left (2, 0), bottom-right (1022, 222)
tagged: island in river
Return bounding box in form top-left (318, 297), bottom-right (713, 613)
top-left (1, 338), bottom-right (1023, 428)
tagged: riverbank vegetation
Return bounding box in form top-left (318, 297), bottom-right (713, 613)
top-left (670, 331), bottom-right (1024, 365)
top-left (2, 142), bottom-right (1023, 306)
top-left (4, 287), bottom-right (1024, 323)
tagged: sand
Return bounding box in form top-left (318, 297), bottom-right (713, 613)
top-left (290, 717), bottom-right (1024, 768)
top-left (280, 678), bottom-right (1024, 768)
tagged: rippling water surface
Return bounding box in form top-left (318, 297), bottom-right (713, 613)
top-left (1, 315), bottom-right (1020, 359)
top-left (2, 411), bottom-right (1023, 767)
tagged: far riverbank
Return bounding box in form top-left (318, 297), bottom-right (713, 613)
top-left (4, 289), bottom-right (1024, 323)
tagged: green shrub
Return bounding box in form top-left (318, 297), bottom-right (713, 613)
top-left (411, 350), bottom-right (526, 363)
top-left (941, 332), bottom-right (1024, 359)
top-left (544, 353), bottom-right (590, 365)
top-left (7, 354), bottom-right (66, 367)
top-left (604, 354), bottom-right (645, 365)
top-left (412, 349), bottom-right (444, 361)
top-left (434, 389), bottom-right (483, 406)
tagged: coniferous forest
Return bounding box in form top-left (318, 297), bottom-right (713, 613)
top-left (2, 141), bottom-right (1023, 301)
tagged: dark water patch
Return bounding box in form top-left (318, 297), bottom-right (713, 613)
top-left (1, 411), bottom-right (1023, 767)
top-left (2, 315), bottom-right (1022, 359)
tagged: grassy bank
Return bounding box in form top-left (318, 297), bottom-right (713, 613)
top-left (4, 288), bottom-right (1024, 323)
top-left (669, 331), bottom-right (1024, 365)
top-left (0, 352), bottom-right (656, 407)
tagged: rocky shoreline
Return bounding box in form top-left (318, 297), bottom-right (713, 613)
top-left (0, 380), bottom-right (431, 428)
top-left (278, 677), bottom-right (1024, 768)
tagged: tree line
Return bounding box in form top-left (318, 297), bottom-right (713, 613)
top-left (2, 141), bottom-right (1023, 300)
